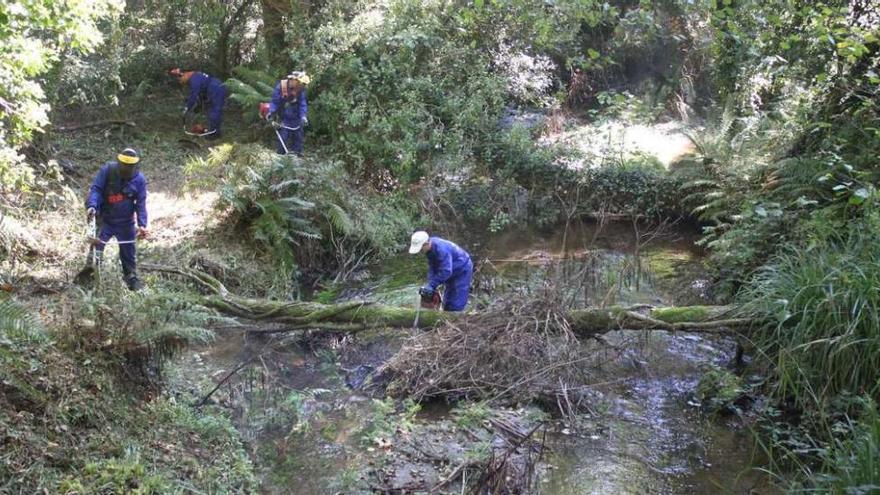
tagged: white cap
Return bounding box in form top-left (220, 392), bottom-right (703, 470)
top-left (409, 231), bottom-right (429, 254)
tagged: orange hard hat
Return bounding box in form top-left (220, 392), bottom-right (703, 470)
top-left (169, 68), bottom-right (194, 83)
top-left (259, 102), bottom-right (270, 118)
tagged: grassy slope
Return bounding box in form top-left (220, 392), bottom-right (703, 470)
top-left (1, 94), bottom-right (277, 493)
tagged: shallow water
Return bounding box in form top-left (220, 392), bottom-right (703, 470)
top-left (172, 220), bottom-right (776, 494)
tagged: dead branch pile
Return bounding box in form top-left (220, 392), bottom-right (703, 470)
top-left (383, 298), bottom-right (618, 407)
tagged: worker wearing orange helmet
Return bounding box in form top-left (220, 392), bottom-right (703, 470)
top-left (169, 68), bottom-right (227, 139)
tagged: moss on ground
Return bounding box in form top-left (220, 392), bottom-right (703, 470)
top-left (644, 249), bottom-right (693, 280)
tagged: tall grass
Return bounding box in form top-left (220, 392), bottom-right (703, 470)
top-left (738, 210), bottom-right (880, 411)
top-left (797, 400), bottom-right (880, 494)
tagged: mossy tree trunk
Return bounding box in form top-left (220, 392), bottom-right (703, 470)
top-left (143, 264), bottom-right (754, 336)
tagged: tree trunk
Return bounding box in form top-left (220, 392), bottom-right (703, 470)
top-left (260, 0), bottom-right (289, 68)
top-left (216, 0), bottom-right (258, 79)
top-left (143, 264), bottom-right (755, 336)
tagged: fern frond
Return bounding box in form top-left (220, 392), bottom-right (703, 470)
top-left (326, 204), bottom-right (354, 235)
top-left (231, 66), bottom-right (277, 88)
top-left (0, 296), bottom-right (46, 343)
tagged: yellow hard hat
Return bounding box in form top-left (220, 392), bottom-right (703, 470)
top-left (288, 71), bottom-right (311, 85)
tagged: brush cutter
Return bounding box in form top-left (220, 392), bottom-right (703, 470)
top-left (73, 215), bottom-right (100, 287)
top-left (182, 111), bottom-right (216, 138)
top-left (270, 120), bottom-right (301, 155)
top-left (259, 102), bottom-right (302, 155)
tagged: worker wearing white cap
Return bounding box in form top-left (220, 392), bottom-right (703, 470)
top-left (409, 231), bottom-right (473, 311)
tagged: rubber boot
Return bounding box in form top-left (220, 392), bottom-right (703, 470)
top-left (125, 274), bottom-right (143, 291)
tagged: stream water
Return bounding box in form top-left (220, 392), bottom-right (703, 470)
top-left (170, 221), bottom-right (777, 494)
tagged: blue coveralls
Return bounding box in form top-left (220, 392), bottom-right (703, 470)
top-left (269, 81), bottom-right (308, 155)
top-left (425, 237), bottom-right (473, 312)
top-left (186, 72), bottom-right (227, 135)
top-left (86, 162), bottom-right (148, 282)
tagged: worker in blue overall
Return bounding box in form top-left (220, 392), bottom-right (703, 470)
top-left (266, 71), bottom-right (310, 156)
top-left (170, 68), bottom-right (227, 139)
top-left (409, 231), bottom-right (473, 312)
top-left (84, 148), bottom-right (149, 291)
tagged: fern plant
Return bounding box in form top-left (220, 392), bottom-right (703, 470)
top-left (225, 66), bottom-right (276, 119)
top-left (74, 289), bottom-right (223, 382)
top-left (219, 156), bottom-right (321, 272)
top-left (0, 295), bottom-right (46, 344)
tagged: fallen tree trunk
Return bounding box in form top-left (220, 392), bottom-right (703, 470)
top-left (142, 263), bottom-right (754, 336)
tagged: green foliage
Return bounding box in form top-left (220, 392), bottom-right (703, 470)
top-left (216, 154), bottom-right (320, 272)
top-left (453, 401), bottom-right (492, 429)
top-left (739, 209), bottom-right (880, 412)
top-left (282, 0), bottom-right (636, 183)
top-left (0, 0), bottom-right (121, 196)
top-left (72, 288), bottom-right (219, 381)
top-left (63, 445), bottom-right (171, 494)
top-left (0, 295), bottom-right (46, 344)
top-left (811, 400), bottom-right (880, 494)
top-left (361, 398), bottom-right (420, 444)
top-left (696, 366), bottom-right (743, 413)
top-left (226, 66), bottom-right (277, 119)
top-left (188, 143), bottom-right (415, 282)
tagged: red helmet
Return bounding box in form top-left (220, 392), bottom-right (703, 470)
top-left (259, 102), bottom-right (270, 118)
top-left (191, 123), bottom-right (206, 134)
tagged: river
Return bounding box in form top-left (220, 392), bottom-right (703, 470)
top-left (170, 220), bottom-right (777, 494)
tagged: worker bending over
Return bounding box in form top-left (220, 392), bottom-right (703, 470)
top-left (409, 231), bottom-right (473, 312)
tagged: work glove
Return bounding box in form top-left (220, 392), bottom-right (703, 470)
top-left (86, 207), bottom-right (96, 221)
top-left (418, 286), bottom-right (434, 297)
top-left (302, 116), bottom-right (309, 127)
top-left (137, 226), bottom-right (149, 239)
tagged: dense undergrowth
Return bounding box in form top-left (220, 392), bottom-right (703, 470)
top-left (2, 0), bottom-right (880, 492)
top-left (0, 291), bottom-right (255, 493)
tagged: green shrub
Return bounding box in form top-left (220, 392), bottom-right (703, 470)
top-left (189, 144), bottom-right (416, 283)
top-left (68, 288), bottom-right (219, 383)
top-left (574, 156), bottom-right (686, 218)
top-left (739, 209), bottom-right (880, 411)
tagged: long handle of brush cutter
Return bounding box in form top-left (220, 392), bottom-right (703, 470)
top-left (88, 216), bottom-right (98, 265)
top-left (267, 120), bottom-right (301, 155)
top-left (413, 292), bottom-right (421, 329)
top-left (273, 127), bottom-right (290, 155)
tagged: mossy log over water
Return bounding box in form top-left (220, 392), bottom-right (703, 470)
top-left (143, 264), bottom-right (753, 335)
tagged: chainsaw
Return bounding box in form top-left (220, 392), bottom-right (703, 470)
top-left (412, 288), bottom-right (442, 328)
top-left (420, 289), bottom-right (442, 309)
